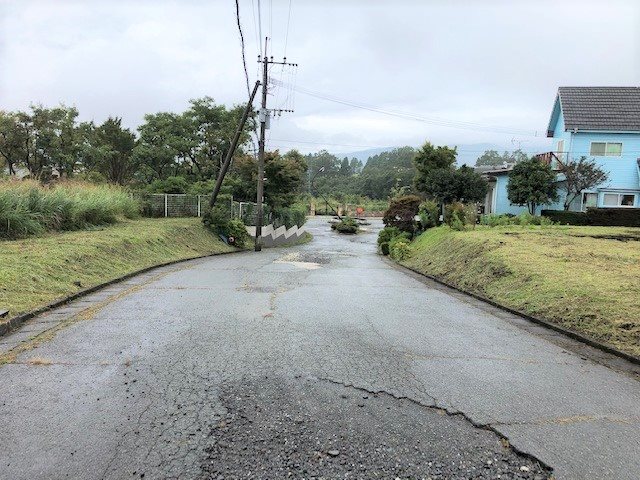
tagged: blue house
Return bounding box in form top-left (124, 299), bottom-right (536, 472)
top-left (485, 87), bottom-right (640, 214)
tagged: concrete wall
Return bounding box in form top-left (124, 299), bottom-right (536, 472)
top-left (245, 223), bottom-right (307, 247)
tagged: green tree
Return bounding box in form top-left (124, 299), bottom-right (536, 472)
top-left (475, 149), bottom-right (502, 166)
top-left (349, 157), bottom-right (363, 174)
top-left (425, 165), bottom-right (487, 204)
top-left (266, 150), bottom-right (307, 208)
top-left (230, 150), bottom-right (307, 209)
top-left (185, 96), bottom-right (253, 179)
top-left (83, 117), bottom-right (137, 185)
top-left (339, 157), bottom-right (351, 176)
top-left (476, 148), bottom-right (528, 167)
top-left (413, 142), bottom-right (457, 192)
top-left (359, 146), bottom-right (416, 199)
top-left (27, 105), bottom-right (81, 178)
top-left (454, 165), bottom-right (489, 203)
top-left (134, 112), bottom-right (182, 180)
top-left (560, 156), bottom-right (609, 210)
top-left (0, 111), bottom-right (29, 175)
top-left (507, 158), bottom-right (558, 214)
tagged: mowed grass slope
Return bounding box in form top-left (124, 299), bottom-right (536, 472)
top-left (401, 226), bottom-right (640, 356)
top-left (0, 218), bottom-right (235, 317)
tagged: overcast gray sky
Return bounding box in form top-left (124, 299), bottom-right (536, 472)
top-left (1, 0), bottom-right (639, 156)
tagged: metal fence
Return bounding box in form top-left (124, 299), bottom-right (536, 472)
top-left (137, 193), bottom-right (269, 225)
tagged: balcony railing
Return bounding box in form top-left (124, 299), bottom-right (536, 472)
top-left (534, 151), bottom-right (565, 170)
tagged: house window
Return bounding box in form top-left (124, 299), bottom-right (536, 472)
top-left (621, 194), bottom-right (635, 206)
top-left (603, 193), bottom-right (618, 206)
top-left (582, 192), bottom-right (597, 211)
top-left (590, 142), bottom-right (623, 156)
top-left (602, 193), bottom-right (636, 207)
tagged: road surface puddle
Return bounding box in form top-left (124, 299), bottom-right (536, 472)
top-left (274, 252), bottom-right (326, 270)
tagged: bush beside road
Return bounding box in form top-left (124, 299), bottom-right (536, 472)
top-left (399, 225), bottom-right (640, 357)
top-left (0, 218), bottom-right (235, 318)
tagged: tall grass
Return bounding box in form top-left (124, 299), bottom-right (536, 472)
top-left (0, 180), bottom-right (140, 239)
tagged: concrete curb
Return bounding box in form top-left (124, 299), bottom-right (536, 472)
top-left (0, 249), bottom-right (244, 338)
top-left (385, 257), bottom-right (640, 367)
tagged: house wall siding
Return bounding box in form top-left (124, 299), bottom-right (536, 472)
top-left (550, 107), bottom-right (640, 209)
top-left (487, 94), bottom-right (640, 214)
top-left (493, 174), bottom-right (564, 215)
top-left (567, 132), bottom-right (640, 192)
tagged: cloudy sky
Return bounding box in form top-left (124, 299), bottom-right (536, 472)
top-left (1, 0), bottom-right (639, 157)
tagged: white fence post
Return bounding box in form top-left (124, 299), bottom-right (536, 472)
top-left (197, 195), bottom-right (201, 217)
top-left (164, 194), bottom-right (168, 217)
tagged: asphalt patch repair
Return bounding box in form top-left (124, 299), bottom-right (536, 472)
top-left (200, 376), bottom-right (550, 479)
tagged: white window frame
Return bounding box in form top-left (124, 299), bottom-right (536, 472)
top-left (580, 191), bottom-right (598, 211)
top-left (601, 192), bottom-right (637, 208)
top-left (589, 141), bottom-right (623, 157)
top-left (556, 139), bottom-right (565, 163)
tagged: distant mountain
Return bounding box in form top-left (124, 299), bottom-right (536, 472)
top-left (453, 142), bottom-right (552, 166)
top-left (330, 147), bottom-right (394, 163)
top-left (332, 141), bottom-right (552, 166)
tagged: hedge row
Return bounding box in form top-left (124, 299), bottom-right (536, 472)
top-left (542, 208), bottom-right (640, 227)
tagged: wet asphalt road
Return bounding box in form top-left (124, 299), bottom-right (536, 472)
top-left (0, 217), bottom-right (639, 479)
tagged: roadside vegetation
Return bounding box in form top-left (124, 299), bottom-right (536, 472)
top-left (398, 225), bottom-right (640, 356)
top-left (370, 141), bottom-right (640, 357)
top-left (331, 216), bottom-right (359, 234)
top-left (0, 218), bottom-right (234, 317)
top-left (0, 180), bottom-right (139, 239)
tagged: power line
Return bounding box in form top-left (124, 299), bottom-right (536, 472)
top-left (234, 0), bottom-right (251, 97)
top-left (257, 0), bottom-right (263, 55)
top-left (283, 0), bottom-right (293, 58)
top-left (250, 0), bottom-right (261, 56)
top-left (270, 79), bottom-right (539, 137)
top-left (268, 138), bottom-right (554, 153)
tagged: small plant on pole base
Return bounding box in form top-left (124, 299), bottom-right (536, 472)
top-left (202, 206), bottom-right (250, 248)
top-left (331, 216), bottom-right (359, 234)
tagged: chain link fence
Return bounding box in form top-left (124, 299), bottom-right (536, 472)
top-left (136, 193), bottom-right (271, 225)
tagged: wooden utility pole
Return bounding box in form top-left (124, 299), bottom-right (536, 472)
top-left (209, 80), bottom-right (260, 208)
top-left (254, 37), bottom-right (297, 251)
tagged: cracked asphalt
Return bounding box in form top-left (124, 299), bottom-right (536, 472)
top-left (1, 217), bottom-right (639, 479)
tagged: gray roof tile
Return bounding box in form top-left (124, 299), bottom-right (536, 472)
top-left (558, 86), bottom-right (640, 132)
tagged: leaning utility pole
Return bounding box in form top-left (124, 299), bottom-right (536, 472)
top-left (254, 37), bottom-right (296, 251)
top-left (209, 80), bottom-right (260, 208)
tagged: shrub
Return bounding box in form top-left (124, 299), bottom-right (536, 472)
top-left (225, 219), bottom-right (251, 247)
top-left (273, 205), bottom-right (307, 229)
top-left (331, 216), bottom-right (358, 234)
top-left (418, 200), bottom-right (440, 229)
top-left (586, 207), bottom-right (640, 227)
top-left (444, 202), bottom-right (476, 230)
top-left (541, 210), bottom-right (588, 225)
top-left (542, 208), bottom-right (640, 227)
top-left (377, 226), bottom-right (402, 246)
top-left (481, 212), bottom-right (554, 227)
top-left (382, 194), bottom-right (421, 234)
top-left (202, 206), bottom-right (250, 247)
top-left (147, 176), bottom-right (189, 194)
top-left (389, 236), bottom-right (411, 260)
top-left (377, 226), bottom-right (410, 255)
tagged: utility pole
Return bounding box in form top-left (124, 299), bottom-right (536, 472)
top-left (254, 37), bottom-right (296, 251)
top-left (210, 80), bottom-right (260, 208)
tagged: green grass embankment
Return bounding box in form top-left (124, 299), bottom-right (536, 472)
top-left (400, 226), bottom-right (640, 357)
top-left (0, 218), bottom-right (235, 317)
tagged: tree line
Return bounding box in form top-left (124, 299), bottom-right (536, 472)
top-left (0, 98), bottom-right (252, 185)
top-left (4, 100), bottom-right (602, 214)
